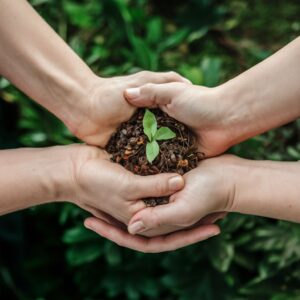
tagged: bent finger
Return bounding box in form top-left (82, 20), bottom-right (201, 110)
top-left (84, 217), bottom-right (220, 253)
top-left (125, 82), bottom-right (185, 107)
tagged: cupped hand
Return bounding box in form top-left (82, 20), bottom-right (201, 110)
top-left (83, 212), bottom-right (224, 253)
top-left (124, 82), bottom-right (235, 157)
top-left (126, 155), bottom-right (238, 237)
top-left (71, 71), bottom-right (190, 147)
top-left (67, 144), bottom-right (184, 224)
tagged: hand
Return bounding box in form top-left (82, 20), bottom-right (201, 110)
top-left (126, 155), bottom-right (237, 236)
top-left (66, 144), bottom-right (185, 224)
top-left (124, 82), bottom-right (236, 157)
top-left (83, 212), bottom-right (224, 253)
top-left (70, 71), bottom-right (190, 147)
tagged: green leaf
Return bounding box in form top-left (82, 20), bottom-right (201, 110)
top-left (158, 28), bottom-right (189, 52)
top-left (146, 140), bottom-right (159, 163)
top-left (146, 17), bottom-right (162, 45)
top-left (104, 242), bottom-right (122, 266)
top-left (154, 127), bottom-right (176, 141)
top-left (63, 226), bottom-right (96, 244)
top-left (143, 109), bottom-right (157, 141)
top-left (201, 57), bottom-right (222, 87)
top-left (131, 36), bottom-right (158, 70)
top-left (66, 243), bottom-right (103, 266)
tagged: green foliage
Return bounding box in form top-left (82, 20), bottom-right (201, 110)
top-left (0, 0), bottom-right (300, 299)
top-left (143, 109), bottom-right (157, 141)
top-left (143, 109), bottom-right (176, 163)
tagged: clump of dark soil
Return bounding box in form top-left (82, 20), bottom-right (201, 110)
top-left (106, 108), bottom-right (203, 206)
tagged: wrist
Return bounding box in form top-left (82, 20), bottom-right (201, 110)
top-left (50, 70), bottom-right (101, 134)
top-left (213, 155), bottom-right (247, 213)
top-left (37, 145), bottom-right (79, 203)
top-left (52, 144), bottom-right (104, 204)
top-left (215, 79), bottom-right (263, 148)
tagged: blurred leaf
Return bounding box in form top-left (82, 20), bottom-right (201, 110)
top-left (146, 17), bottom-right (162, 45)
top-left (159, 28), bottom-right (189, 52)
top-left (201, 57), bottom-right (222, 87)
top-left (63, 226), bottom-right (96, 244)
top-left (66, 243), bottom-right (103, 266)
top-left (209, 238), bottom-right (235, 272)
top-left (104, 242), bottom-right (122, 266)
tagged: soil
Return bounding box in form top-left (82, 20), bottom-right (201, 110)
top-left (106, 108), bottom-right (203, 206)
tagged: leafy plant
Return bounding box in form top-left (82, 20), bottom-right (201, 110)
top-left (1, 0), bottom-right (300, 299)
top-left (143, 109), bottom-right (176, 163)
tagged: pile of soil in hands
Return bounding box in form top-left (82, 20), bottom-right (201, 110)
top-left (106, 108), bottom-right (203, 206)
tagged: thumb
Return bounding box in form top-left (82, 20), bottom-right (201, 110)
top-left (131, 173), bottom-right (184, 199)
top-left (127, 200), bottom-right (183, 235)
top-left (124, 82), bottom-right (183, 107)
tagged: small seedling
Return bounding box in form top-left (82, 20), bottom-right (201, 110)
top-left (143, 109), bottom-right (176, 163)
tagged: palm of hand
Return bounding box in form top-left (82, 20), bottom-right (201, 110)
top-left (129, 156), bottom-right (235, 237)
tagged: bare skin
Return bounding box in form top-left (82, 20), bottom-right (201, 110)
top-left (86, 37), bottom-right (300, 252)
top-left (0, 0), bottom-right (220, 250)
top-left (0, 144), bottom-right (184, 221)
top-left (0, 0), bottom-right (190, 147)
top-left (125, 37), bottom-right (300, 157)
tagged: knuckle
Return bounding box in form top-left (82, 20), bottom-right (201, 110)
top-left (167, 71), bottom-right (181, 80)
top-left (154, 180), bottom-right (167, 196)
top-left (141, 82), bottom-right (155, 92)
top-left (168, 71), bottom-right (178, 77)
top-left (139, 70), bottom-right (151, 78)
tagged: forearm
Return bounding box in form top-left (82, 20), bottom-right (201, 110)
top-left (0, 146), bottom-right (73, 215)
top-left (230, 159), bottom-right (300, 223)
top-left (0, 0), bottom-right (97, 132)
top-left (219, 37), bottom-right (300, 146)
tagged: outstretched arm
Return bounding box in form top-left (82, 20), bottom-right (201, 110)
top-left (125, 37), bottom-right (300, 156)
top-left (86, 156), bottom-right (300, 252)
top-left (0, 146), bottom-right (73, 215)
top-left (0, 144), bottom-right (220, 251)
top-left (0, 144), bottom-right (184, 223)
top-left (0, 0), bottom-right (94, 132)
top-left (0, 0), bottom-right (188, 146)
top-left (126, 156), bottom-right (300, 238)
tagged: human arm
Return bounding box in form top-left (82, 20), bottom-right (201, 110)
top-left (126, 155), bottom-right (300, 237)
top-left (0, 144), bottom-right (221, 251)
top-left (125, 37), bottom-right (300, 156)
top-left (0, 144), bottom-right (184, 225)
top-left (0, 0), bottom-right (188, 147)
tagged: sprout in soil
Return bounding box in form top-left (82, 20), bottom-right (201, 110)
top-left (143, 109), bottom-right (176, 163)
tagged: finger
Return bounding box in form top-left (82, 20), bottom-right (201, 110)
top-left (141, 212), bottom-right (228, 237)
top-left (198, 212), bottom-right (228, 225)
top-left (84, 204), bottom-right (127, 230)
top-left (136, 70), bottom-right (191, 85)
top-left (130, 173), bottom-right (184, 199)
top-left (84, 217), bottom-right (220, 253)
top-left (124, 82), bottom-right (184, 107)
top-left (127, 200), bottom-right (185, 234)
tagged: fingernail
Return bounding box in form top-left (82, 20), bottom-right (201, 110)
top-left (128, 221), bottom-right (146, 235)
top-left (126, 88), bottom-right (140, 99)
top-left (168, 175), bottom-right (184, 191)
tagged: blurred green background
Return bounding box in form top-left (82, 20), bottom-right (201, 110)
top-left (1, 0), bottom-right (300, 299)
